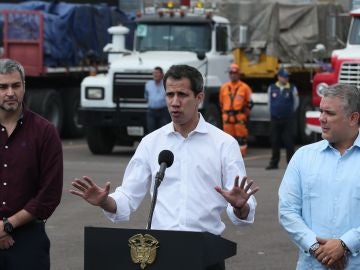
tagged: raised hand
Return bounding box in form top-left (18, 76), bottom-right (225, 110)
top-left (214, 175), bottom-right (259, 209)
top-left (70, 176), bottom-right (111, 207)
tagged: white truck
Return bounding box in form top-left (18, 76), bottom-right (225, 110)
top-left (79, 2), bottom-right (233, 154)
top-left (79, 1), bottom-right (348, 154)
top-left (306, 8), bottom-right (360, 137)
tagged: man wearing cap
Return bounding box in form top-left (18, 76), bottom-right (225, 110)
top-left (219, 63), bottom-right (253, 156)
top-left (266, 68), bottom-right (299, 170)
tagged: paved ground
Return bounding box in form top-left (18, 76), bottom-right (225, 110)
top-left (47, 139), bottom-right (299, 270)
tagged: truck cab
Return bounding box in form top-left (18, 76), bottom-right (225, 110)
top-left (306, 9), bottom-right (360, 136)
top-left (79, 4), bottom-right (233, 154)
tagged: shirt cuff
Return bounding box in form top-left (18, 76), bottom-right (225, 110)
top-left (341, 231), bottom-right (360, 256)
top-left (227, 196), bottom-right (256, 226)
top-left (102, 193), bottom-right (131, 222)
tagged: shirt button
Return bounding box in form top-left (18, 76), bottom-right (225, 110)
top-left (1, 128), bottom-right (4, 132)
top-left (3, 182), bottom-right (7, 186)
top-left (2, 202), bottom-right (6, 205)
top-left (3, 164), bottom-right (7, 168)
top-left (4, 145), bottom-right (8, 149)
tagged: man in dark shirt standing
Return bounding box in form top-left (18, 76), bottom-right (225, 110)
top-left (0, 58), bottom-right (63, 270)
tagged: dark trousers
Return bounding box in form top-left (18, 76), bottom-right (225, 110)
top-left (0, 221), bottom-right (50, 270)
top-left (269, 118), bottom-right (295, 166)
top-left (146, 107), bottom-right (171, 133)
top-left (206, 261), bottom-right (225, 270)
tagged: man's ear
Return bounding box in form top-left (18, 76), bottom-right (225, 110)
top-left (197, 91), bottom-right (204, 105)
top-left (349, 111), bottom-right (360, 126)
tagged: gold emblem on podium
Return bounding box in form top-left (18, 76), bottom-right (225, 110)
top-left (129, 234), bottom-right (159, 269)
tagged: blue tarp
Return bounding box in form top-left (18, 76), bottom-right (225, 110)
top-left (0, 1), bottom-right (135, 67)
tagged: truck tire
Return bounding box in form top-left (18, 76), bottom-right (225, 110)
top-left (204, 103), bottom-right (222, 128)
top-left (26, 89), bottom-right (63, 134)
top-left (61, 88), bottom-right (84, 138)
top-left (86, 127), bottom-right (116, 155)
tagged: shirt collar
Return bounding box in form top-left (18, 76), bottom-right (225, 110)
top-left (321, 130), bottom-right (360, 152)
top-left (164, 113), bottom-right (208, 136)
top-left (275, 81), bottom-right (290, 89)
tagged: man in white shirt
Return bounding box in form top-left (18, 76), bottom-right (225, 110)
top-left (71, 64), bottom-right (259, 270)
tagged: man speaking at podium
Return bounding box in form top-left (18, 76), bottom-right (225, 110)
top-left (71, 65), bottom-right (259, 270)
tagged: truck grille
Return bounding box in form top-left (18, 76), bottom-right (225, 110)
top-left (113, 72), bottom-right (152, 107)
top-left (338, 63), bottom-right (360, 88)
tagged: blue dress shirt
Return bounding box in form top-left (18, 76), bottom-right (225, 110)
top-left (144, 80), bottom-right (167, 109)
top-left (279, 132), bottom-right (360, 269)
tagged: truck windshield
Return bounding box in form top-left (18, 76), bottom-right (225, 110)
top-left (348, 17), bottom-right (360, 45)
top-left (136, 23), bottom-right (211, 52)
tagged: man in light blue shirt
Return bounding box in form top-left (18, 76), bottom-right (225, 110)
top-left (279, 83), bottom-right (360, 269)
top-left (144, 66), bottom-right (170, 133)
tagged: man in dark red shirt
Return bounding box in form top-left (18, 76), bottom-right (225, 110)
top-left (0, 58), bottom-right (63, 270)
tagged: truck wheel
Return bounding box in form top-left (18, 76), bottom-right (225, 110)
top-left (204, 103), bottom-right (222, 128)
top-left (62, 88), bottom-right (84, 138)
top-left (86, 127), bottom-right (116, 155)
top-left (26, 89), bottom-right (63, 134)
top-left (297, 96), bottom-right (315, 144)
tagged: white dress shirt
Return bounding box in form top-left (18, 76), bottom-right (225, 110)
top-left (104, 114), bottom-right (257, 235)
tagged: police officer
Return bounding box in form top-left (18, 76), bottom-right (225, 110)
top-left (266, 68), bottom-right (299, 170)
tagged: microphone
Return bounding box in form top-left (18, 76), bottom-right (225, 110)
top-left (147, 150), bottom-right (174, 230)
top-left (155, 150), bottom-right (174, 183)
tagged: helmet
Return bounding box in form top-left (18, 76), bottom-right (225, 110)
top-left (229, 63), bottom-right (240, 73)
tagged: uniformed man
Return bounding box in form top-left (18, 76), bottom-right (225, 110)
top-left (266, 68), bottom-right (299, 169)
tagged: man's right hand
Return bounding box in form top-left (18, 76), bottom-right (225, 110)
top-left (70, 176), bottom-right (112, 208)
top-left (0, 235), bottom-right (15, 250)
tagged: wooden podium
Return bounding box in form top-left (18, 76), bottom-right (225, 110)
top-left (84, 226), bottom-right (237, 270)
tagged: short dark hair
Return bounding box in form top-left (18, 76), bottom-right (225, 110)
top-left (154, 66), bottom-right (163, 74)
top-left (163, 65), bottom-right (204, 95)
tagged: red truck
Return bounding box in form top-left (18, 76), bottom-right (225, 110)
top-left (0, 2), bottom-right (130, 136)
top-left (306, 8), bottom-right (359, 138)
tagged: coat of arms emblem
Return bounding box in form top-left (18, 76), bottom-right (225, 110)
top-left (129, 233), bottom-right (159, 269)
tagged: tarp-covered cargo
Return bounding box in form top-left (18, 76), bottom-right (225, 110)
top-left (218, 2), bottom-right (350, 65)
top-left (0, 1), bottom-right (134, 67)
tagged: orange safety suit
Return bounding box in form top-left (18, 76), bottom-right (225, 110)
top-left (219, 80), bottom-right (252, 155)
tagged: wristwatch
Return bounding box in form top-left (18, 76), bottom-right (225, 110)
top-left (309, 242), bottom-right (320, 257)
top-left (3, 217), bottom-right (14, 234)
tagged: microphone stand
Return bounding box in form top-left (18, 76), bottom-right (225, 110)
top-left (147, 172), bottom-right (162, 230)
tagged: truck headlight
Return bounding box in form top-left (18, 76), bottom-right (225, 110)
top-left (316, 83), bottom-right (328, 97)
top-left (85, 87), bottom-right (104, 100)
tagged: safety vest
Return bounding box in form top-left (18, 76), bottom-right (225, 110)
top-left (219, 81), bottom-right (252, 124)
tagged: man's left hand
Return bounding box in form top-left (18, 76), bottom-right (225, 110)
top-left (215, 176), bottom-right (259, 218)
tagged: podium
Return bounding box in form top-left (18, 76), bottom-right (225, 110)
top-left (84, 226), bottom-right (237, 270)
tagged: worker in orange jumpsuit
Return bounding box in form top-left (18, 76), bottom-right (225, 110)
top-left (219, 64), bottom-right (253, 156)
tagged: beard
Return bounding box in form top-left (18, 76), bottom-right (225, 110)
top-left (0, 100), bottom-right (21, 112)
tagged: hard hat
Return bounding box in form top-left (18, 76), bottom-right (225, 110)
top-left (278, 68), bottom-right (290, 78)
top-left (229, 63), bottom-right (240, 73)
